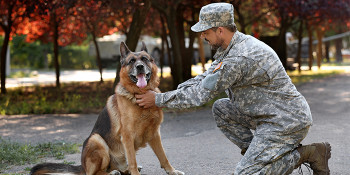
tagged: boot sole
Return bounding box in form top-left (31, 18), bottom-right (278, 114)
top-left (322, 142), bottom-right (331, 175)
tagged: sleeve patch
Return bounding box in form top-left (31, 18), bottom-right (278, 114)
top-left (213, 62), bottom-right (223, 73)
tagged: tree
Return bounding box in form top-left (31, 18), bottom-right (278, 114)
top-left (151, 0), bottom-right (213, 88)
top-left (229, 0), bottom-right (274, 35)
top-left (0, 0), bottom-right (31, 94)
top-left (25, 0), bottom-right (79, 88)
top-left (270, 0), bottom-right (298, 70)
top-left (288, 0), bottom-right (316, 72)
top-left (108, 0), bottom-right (152, 88)
top-left (125, 0), bottom-right (151, 52)
top-left (151, 0), bottom-right (185, 88)
top-left (308, 0), bottom-right (350, 68)
top-left (74, 0), bottom-right (116, 83)
top-left (323, 0), bottom-right (350, 63)
top-left (176, 1), bottom-right (199, 81)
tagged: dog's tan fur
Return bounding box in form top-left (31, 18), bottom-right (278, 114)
top-left (30, 42), bottom-right (183, 175)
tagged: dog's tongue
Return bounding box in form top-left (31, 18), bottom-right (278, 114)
top-left (136, 74), bottom-right (147, 88)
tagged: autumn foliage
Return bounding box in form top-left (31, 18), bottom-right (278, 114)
top-left (1, 0), bottom-right (350, 94)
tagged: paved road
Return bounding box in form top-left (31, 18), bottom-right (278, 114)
top-left (6, 69), bottom-right (118, 88)
top-left (1, 73), bottom-right (350, 174)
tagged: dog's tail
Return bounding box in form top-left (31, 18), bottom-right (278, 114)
top-left (30, 163), bottom-right (84, 175)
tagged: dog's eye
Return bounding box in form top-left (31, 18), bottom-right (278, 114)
top-left (129, 59), bottom-right (136, 64)
top-left (141, 57), bottom-right (149, 62)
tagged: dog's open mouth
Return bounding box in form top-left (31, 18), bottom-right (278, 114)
top-left (131, 73), bottom-right (151, 88)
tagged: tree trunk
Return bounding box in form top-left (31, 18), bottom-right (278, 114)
top-left (0, 29), bottom-right (11, 94)
top-left (92, 33), bottom-right (103, 83)
top-left (316, 28), bottom-right (325, 69)
top-left (232, 2), bottom-right (246, 34)
top-left (166, 6), bottom-right (183, 89)
top-left (276, 6), bottom-right (294, 70)
top-left (160, 14), bottom-right (173, 79)
top-left (325, 41), bottom-right (330, 63)
top-left (277, 27), bottom-right (288, 69)
top-left (335, 38), bottom-right (343, 63)
top-left (0, 4), bottom-right (14, 94)
top-left (52, 13), bottom-right (60, 88)
top-left (160, 33), bottom-right (165, 78)
top-left (176, 5), bottom-right (193, 81)
top-left (296, 20), bottom-right (303, 73)
top-left (187, 27), bottom-right (196, 77)
top-left (164, 36), bottom-right (172, 77)
top-left (307, 22), bottom-right (314, 70)
top-left (198, 33), bottom-right (206, 73)
top-left (176, 5), bottom-right (188, 80)
top-left (125, 0), bottom-right (151, 51)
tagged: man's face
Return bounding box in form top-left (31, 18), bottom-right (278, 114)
top-left (201, 28), bottom-right (224, 50)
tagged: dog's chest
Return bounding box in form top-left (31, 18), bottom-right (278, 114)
top-left (139, 109), bottom-right (160, 120)
top-left (133, 110), bottom-right (162, 145)
top-left (137, 109), bottom-right (162, 131)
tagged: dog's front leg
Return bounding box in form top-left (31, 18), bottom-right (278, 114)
top-left (121, 133), bottom-right (140, 175)
top-left (149, 130), bottom-right (184, 175)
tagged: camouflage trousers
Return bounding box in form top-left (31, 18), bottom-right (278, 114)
top-left (212, 98), bottom-right (309, 175)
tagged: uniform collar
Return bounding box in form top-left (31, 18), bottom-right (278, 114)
top-left (213, 30), bottom-right (242, 62)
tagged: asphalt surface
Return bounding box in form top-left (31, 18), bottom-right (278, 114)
top-left (1, 73), bottom-right (350, 174)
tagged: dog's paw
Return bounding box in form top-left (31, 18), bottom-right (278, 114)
top-left (168, 170), bottom-right (185, 175)
top-left (109, 170), bottom-right (122, 175)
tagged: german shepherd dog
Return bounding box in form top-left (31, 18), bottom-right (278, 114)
top-left (30, 42), bottom-right (184, 175)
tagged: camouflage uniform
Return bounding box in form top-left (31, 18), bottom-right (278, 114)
top-left (155, 3), bottom-right (313, 175)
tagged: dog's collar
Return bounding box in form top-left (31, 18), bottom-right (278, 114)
top-left (116, 85), bottom-right (137, 104)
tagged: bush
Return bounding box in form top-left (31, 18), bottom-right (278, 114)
top-left (8, 35), bottom-right (96, 70)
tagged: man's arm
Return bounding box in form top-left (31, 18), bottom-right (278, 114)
top-left (135, 65), bottom-right (212, 108)
top-left (136, 58), bottom-right (244, 109)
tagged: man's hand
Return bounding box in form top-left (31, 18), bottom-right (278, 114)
top-left (135, 90), bottom-right (157, 108)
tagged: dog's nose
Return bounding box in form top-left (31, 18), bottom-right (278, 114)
top-left (136, 65), bottom-right (144, 71)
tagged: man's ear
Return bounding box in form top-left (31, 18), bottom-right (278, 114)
top-left (218, 27), bottom-right (224, 34)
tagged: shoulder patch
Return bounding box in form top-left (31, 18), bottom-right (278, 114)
top-left (213, 62), bottom-right (223, 73)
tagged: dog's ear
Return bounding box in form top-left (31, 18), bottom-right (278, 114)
top-left (140, 41), bottom-right (148, 53)
top-left (120, 41), bottom-right (130, 57)
top-left (120, 42), bottom-right (130, 64)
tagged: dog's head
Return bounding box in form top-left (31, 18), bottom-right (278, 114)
top-left (119, 41), bottom-right (158, 90)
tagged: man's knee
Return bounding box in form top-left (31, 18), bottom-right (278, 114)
top-left (212, 98), bottom-right (230, 117)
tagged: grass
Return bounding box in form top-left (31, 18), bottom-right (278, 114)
top-left (0, 137), bottom-right (80, 172)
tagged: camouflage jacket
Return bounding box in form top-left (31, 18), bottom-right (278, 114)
top-left (155, 31), bottom-right (312, 133)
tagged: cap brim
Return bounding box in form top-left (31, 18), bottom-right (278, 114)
top-left (191, 21), bottom-right (212, 32)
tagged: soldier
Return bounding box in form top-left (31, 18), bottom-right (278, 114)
top-left (136, 2), bottom-right (331, 175)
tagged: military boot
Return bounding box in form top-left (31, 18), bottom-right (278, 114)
top-left (295, 142), bottom-right (331, 175)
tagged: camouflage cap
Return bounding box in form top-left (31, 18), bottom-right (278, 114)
top-left (191, 3), bottom-right (235, 32)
